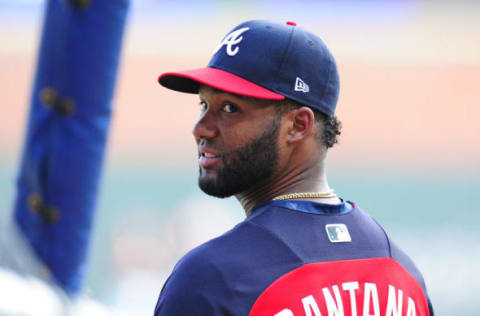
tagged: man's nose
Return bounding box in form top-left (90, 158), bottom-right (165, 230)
top-left (192, 112), bottom-right (218, 142)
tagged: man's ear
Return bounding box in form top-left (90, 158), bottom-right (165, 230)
top-left (286, 106), bottom-right (315, 144)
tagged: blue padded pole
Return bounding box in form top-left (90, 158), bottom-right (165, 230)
top-left (13, 0), bottom-right (130, 295)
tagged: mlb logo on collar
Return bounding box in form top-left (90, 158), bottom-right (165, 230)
top-left (325, 224), bottom-right (352, 243)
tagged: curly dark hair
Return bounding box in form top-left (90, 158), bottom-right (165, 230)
top-left (275, 99), bottom-right (342, 148)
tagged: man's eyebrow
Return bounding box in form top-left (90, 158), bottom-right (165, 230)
top-left (199, 86), bottom-right (279, 108)
top-left (199, 86), bottom-right (249, 100)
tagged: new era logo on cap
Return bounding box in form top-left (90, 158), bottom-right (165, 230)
top-left (294, 77), bottom-right (309, 93)
top-left (325, 224), bottom-right (351, 243)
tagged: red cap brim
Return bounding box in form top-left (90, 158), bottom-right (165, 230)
top-left (158, 67), bottom-right (285, 100)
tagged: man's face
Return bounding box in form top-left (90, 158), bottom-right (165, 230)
top-left (193, 87), bottom-right (281, 198)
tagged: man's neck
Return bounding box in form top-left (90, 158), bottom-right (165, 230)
top-left (237, 162), bottom-right (338, 216)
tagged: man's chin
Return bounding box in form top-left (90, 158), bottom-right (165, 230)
top-left (198, 170), bottom-right (235, 198)
top-left (198, 179), bottom-right (233, 199)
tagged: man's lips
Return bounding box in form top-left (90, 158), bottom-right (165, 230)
top-left (198, 148), bottom-right (222, 169)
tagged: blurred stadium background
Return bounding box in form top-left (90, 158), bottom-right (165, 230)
top-left (1, 0), bottom-right (479, 314)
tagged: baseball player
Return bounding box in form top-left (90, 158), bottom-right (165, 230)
top-left (155, 20), bottom-right (434, 316)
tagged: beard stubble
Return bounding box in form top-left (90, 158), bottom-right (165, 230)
top-left (198, 116), bottom-right (280, 198)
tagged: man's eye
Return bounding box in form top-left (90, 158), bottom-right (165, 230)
top-left (199, 100), bottom-right (208, 112)
top-left (222, 103), bottom-right (238, 113)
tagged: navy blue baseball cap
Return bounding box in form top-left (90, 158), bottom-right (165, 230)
top-left (158, 20), bottom-right (340, 116)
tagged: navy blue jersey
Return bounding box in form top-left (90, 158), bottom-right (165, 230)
top-left (154, 200), bottom-right (434, 316)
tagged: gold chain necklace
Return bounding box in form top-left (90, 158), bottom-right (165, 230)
top-left (272, 190), bottom-right (337, 201)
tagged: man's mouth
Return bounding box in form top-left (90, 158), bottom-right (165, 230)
top-left (201, 152), bottom-right (218, 158)
top-left (199, 150), bottom-right (222, 168)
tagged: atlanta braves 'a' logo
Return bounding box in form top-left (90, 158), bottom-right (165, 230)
top-left (214, 27), bottom-right (250, 56)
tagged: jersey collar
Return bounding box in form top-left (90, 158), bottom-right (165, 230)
top-left (250, 199), bottom-right (353, 217)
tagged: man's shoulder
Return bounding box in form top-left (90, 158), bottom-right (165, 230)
top-left (154, 223), bottom-right (243, 315)
top-left (154, 219), bottom-right (292, 315)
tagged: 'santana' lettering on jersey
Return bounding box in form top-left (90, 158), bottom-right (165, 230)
top-left (250, 258), bottom-right (430, 316)
top-left (273, 282), bottom-right (417, 316)
top-left (214, 27), bottom-right (250, 56)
